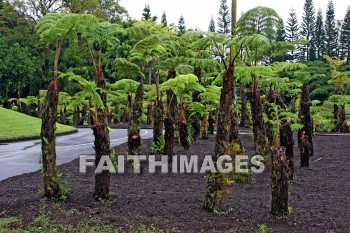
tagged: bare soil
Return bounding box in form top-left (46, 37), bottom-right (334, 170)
top-left (0, 132), bottom-right (350, 232)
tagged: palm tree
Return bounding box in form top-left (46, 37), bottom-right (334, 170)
top-left (35, 13), bottom-right (98, 199)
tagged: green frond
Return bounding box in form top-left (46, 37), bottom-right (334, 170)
top-left (114, 58), bottom-right (144, 79)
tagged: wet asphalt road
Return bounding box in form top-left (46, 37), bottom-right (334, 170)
top-left (0, 128), bottom-right (152, 181)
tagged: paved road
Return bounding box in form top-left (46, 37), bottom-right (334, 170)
top-left (0, 128), bottom-right (152, 181)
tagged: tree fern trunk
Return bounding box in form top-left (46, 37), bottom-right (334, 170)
top-left (271, 147), bottom-right (289, 216)
top-left (208, 111), bottom-right (214, 134)
top-left (250, 76), bottom-right (269, 157)
top-left (128, 81), bottom-right (143, 155)
top-left (163, 112), bottom-right (174, 157)
top-left (93, 52), bottom-right (111, 200)
top-left (335, 105), bottom-right (348, 132)
top-left (41, 82), bottom-right (60, 199)
top-left (280, 123), bottom-right (294, 181)
top-left (203, 64), bottom-right (234, 212)
top-left (239, 84), bottom-right (249, 127)
top-left (298, 83), bottom-right (314, 159)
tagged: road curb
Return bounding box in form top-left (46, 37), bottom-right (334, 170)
top-left (0, 129), bottom-right (79, 143)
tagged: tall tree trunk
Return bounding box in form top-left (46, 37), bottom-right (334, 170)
top-left (163, 111), bottom-right (174, 157)
top-left (191, 65), bottom-right (202, 141)
top-left (164, 67), bottom-right (177, 156)
top-left (270, 147), bottom-right (289, 216)
top-left (298, 83), bottom-right (314, 160)
top-left (40, 43), bottom-right (61, 199)
top-left (93, 50), bottom-right (111, 200)
top-left (231, 0), bottom-right (237, 36)
top-left (153, 74), bottom-right (164, 144)
top-left (208, 111), bottom-right (215, 134)
top-left (167, 67), bottom-right (178, 125)
top-left (280, 123), bottom-right (294, 181)
top-left (202, 114), bottom-right (208, 139)
top-left (178, 104), bottom-right (190, 150)
top-left (239, 84), bottom-right (249, 127)
top-left (128, 81), bottom-right (143, 155)
top-left (191, 114), bottom-right (201, 141)
top-left (334, 105), bottom-right (349, 133)
top-left (203, 64), bottom-right (234, 212)
top-left (250, 75), bottom-right (269, 157)
top-left (147, 101), bottom-right (153, 125)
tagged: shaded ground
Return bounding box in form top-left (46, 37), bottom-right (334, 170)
top-left (0, 132), bottom-right (349, 232)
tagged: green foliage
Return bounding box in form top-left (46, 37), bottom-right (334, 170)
top-left (0, 217), bottom-right (20, 227)
top-left (36, 13), bottom-right (99, 46)
top-left (258, 224), bottom-right (271, 233)
top-left (60, 71), bottom-right (105, 112)
top-left (114, 58), bottom-right (144, 78)
top-left (151, 136), bottom-right (165, 154)
top-left (236, 6), bottom-right (280, 39)
top-left (160, 74), bottom-right (205, 102)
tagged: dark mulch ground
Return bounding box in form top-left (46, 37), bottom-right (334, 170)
top-left (0, 132), bottom-right (350, 232)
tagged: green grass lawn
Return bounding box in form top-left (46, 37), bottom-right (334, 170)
top-left (0, 107), bottom-right (76, 140)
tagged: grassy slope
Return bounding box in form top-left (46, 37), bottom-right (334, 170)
top-left (0, 107), bottom-right (76, 139)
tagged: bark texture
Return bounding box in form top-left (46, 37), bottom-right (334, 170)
top-left (271, 147), bottom-right (289, 216)
top-left (203, 64), bottom-right (234, 212)
top-left (128, 83), bottom-right (143, 156)
top-left (41, 82), bottom-right (60, 199)
top-left (298, 83), bottom-right (314, 158)
top-left (280, 123), bottom-right (294, 180)
top-left (334, 105), bottom-right (349, 133)
top-left (93, 78), bottom-right (111, 200)
top-left (163, 112), bottom-right (175, 156)
top-left (153, 95), bottom-right (164, 144)
top-left (239, 84), bottom-right (250, 127)
top-left (250, 75), bottom-right (269, 157)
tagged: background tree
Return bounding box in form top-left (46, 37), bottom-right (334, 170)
top-left (324, 1), bottom-right (337, 56)
top-left (340, 6), bottom-right (350, 62)
top-left (161, 11), bottom-right (167, 26)
top-left (300, 0), bottom-right (316, 61)
top-left (286, 8), bottom-right (300, 60)
top-left (142, 4), bottom-right (151, 20)
top-left (231, 0), bottom-right (237, 36)
top-left (208, 16), bottom-right (215, 32)
top-left (217, 0), bottom-right (231, 34)
top-left (314, 8), bottom-right (325, 60)
top-left (178, 15), bottom-right (186, 34)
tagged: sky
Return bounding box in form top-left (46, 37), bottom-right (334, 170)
top-left (119, 0), bottom-right (349, 31)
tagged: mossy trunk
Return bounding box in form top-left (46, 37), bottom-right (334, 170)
top-left (147, 101), bottom-right (153, 125)
top-left (178, 104), bottom-right (190, 150)
top-left (208, 111), bottom-right (214, 134)
top-left (298, 83), bottom-right (314, 158)
top-left (153, 94), bottom-right (164, 144)
top-left (265, 88), bottom-right (275, 144)
top-left (41, 82), bottom-right (60, 199)
top-left (128, 82), bottom-right (143, 155)
top-left (239, 84), bottom-right (250, 127)
top-left (280, 123), bottom-right (294, 181)
top-left (203, 64), bottom-right (234, 212)
top-left (271, 147), bottom-right (289, 216)
top-left (93, 52), bottom-right (111, 200)
top-left (335, 105), bottom-right (349, 132)
top-left (166, 68), bottom-right (178, 126)
top-left (163, 112), bottom-right (174, 156)
top-left (250, 76), bottom-right (269, 157)
top-left (164, 68), bottom-right (177, 156)
top-left (229, 74), bottom-right (242, 147)
top-left (191, 114), bottom-right (200, 141)
top-left (113, 105), bottom-right (119, 124)
top-left (202, 114), bottom-right (208, 140)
